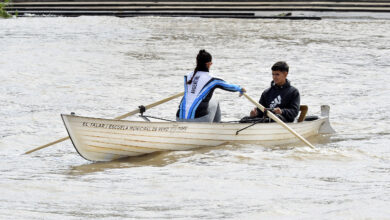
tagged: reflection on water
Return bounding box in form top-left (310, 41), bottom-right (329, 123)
top-left (68, 143), bottom-right (238, 175)
top-left (68, 134), bottom-right (334, 176)
top-left (69, 151), bottom-right (173, 175)
top-left (1, 16), bottom-right (389, 219)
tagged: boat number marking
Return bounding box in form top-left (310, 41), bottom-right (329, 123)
top-left (82, 122), bottom-right (187, 133)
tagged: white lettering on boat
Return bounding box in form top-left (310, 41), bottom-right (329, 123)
top-left (81, 122), bottom-right (187, 132)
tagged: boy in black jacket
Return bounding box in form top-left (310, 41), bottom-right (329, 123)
top-left (249, 61), bottom-right (300, 122)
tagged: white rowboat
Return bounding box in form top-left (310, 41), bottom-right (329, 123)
top-left (61, 105), bottom-right (334, 162)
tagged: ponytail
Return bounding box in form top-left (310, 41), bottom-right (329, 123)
top-left (187, 49), bottom-right (212, 84)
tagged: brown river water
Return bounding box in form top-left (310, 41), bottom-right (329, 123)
top-left (1, 16), bottom-right (389, 219)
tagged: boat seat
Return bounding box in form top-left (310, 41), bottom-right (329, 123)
top-left (304, 115), bottom-right (319, 121)
top-left (298, 105), bottom-right (308, 122)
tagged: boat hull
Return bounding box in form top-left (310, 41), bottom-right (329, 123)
top-left (61, 113), bottom-right (329, 162)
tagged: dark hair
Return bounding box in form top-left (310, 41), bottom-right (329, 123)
top-left (271, 61), bottom-right (289, 73)
top-left (187, 49), bottom-right (212, 84)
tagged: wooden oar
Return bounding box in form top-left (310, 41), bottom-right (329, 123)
top-left (243, 93), bottom-right (315, 149)
top-left (24, 91), bottom-right (184, 154)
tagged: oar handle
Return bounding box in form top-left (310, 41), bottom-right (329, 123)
top-left (24, 92), bottom-right (185, 154)
top-left (243, 93), bottom-right (315, 149)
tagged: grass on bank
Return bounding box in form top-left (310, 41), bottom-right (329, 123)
top-left (1, 0), bottom-right (17, 18)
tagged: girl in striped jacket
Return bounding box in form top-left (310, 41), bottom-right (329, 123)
top-left (176, 50), bottom-right (245, 122)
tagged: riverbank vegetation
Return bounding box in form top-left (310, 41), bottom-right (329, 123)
top-left (1, 0), bottom-right (16, 18)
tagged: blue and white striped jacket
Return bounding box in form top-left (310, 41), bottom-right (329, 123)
top-left (177, 71), bottom-right (242, 119)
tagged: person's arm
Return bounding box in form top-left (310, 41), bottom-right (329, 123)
top-left (250, 92), bottom-right (266, 118)
top-left (213, 79), bottom-right (242, 92)
top-left (280, 90), bottom-right (300, 122)
top-left (257, 93), bottom-right (267, 118)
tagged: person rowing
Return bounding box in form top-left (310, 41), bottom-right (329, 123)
top-left (244, 61), bottom-right (300, 123)
top-left (176, 49), bottom-right (246, 122)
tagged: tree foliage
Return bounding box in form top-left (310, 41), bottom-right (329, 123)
top-left (1, 0), bottom-right (16, 18)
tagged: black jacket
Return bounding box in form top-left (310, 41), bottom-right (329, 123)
top-left (255, 79), bottom-right (300, 122)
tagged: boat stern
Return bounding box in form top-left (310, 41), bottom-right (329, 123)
top-left (318, 105), bottom-right (336, 134)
